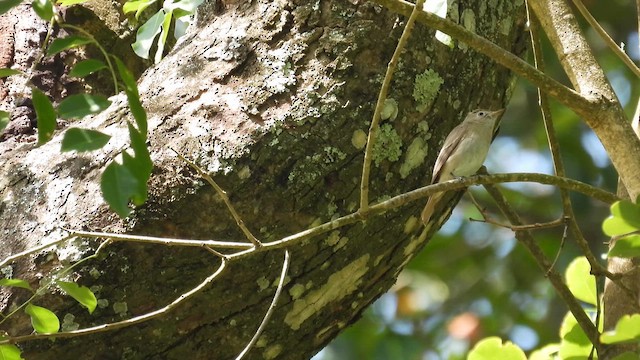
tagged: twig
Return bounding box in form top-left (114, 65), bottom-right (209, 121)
top-left (570, 0), bottom-right (640, 78)
top-left (0, 258), bottom-right (227, 345)
top-left (172, 149), bottom-right (262, 248)
top-left (473, 216), bottom-right (566, 231)
top-left (482, 182), bottom-right (601, 352)
top-left (359, 0), bottom-right (425, 213)
top-left (547, 221), bottom-right (569, 276)
top-left (0, 232), bottom-right (75, 268)
top-left (235, 250), bottom-right (290, 360)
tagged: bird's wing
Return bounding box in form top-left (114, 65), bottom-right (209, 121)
top-left (431, 124), bottom-right (466, 183)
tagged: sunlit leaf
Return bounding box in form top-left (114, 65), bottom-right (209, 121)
top-left (113, 57), bottom-right (146, 135)
top-left (565, 257), bottom-right (597, 305)
top-left (468, 337), bottom-right (526, 360)
top-left (25, 304), bottom-right (60, 334)
top-left (0, 68), bottom-right (23, 78)
top-left (0, 344), bottom-right (24, 360)
top-left (123, 0), bottom-right (157, 19)
top-left (32, 88), bottom-right (57, 145)
top-left (0, 278), bottom-right (32, 291)
top-left (131, 10), bottom-right (164, 59)
top-left (609, 235), bottom-right (640, 258)
top-left (61, 128), bottom-right (111, 152)
top-left (32, 0), bottom-right (53, 21)
top-left (69, 59), bottom-right (106, 77)
top-left (601, 314), bottom-right (640, 344)
top-left (603, 200), bottom-right (640, 236)
top-left (529, 343), bottom-right (560, 360)
top-left (0, 111), bottom-right (9, 133)
top-left (57, 281), bottom-right (97, 314)
top-left (101, 160), bottom-right (139, 217)
top-left (559, 312), bottom-right (593, 359)
top-left (47, 35), bottom-right (93, 56)
top-left (57, 93), bottom-right (111, 119)
top-left (57, 0), bottom-right (90, 5)
top-left (122, 124), bottom-right (152, 205)
top-left (0, 0), bottom-right (22, 16)
top-left (153, 10), bottom-right (172, 63)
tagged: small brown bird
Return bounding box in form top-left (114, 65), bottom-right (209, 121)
top-left (421, 109), bottom-right (504, 224)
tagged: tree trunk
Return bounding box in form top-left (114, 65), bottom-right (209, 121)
top-left (0, 1), bottom-right (526, 358)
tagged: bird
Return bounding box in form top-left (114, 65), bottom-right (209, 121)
top-left (421, 108), bottom-right (504, 224)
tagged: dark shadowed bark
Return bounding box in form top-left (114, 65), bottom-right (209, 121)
top-left (0, 0), bottom-right (526, 358)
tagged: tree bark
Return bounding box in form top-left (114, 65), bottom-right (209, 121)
top-left (0, 1), bottom-right (526, 359)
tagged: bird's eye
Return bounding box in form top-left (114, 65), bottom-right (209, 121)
top-left (478, 111), bottom-right (486, 116)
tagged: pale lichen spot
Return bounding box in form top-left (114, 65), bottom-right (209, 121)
top-left (381, 98), bottom-right (398, 121)
top-left (399, 137), bottom-right (428, 179)
top-left (320, 261), bottom-right (331, 270)
top-left (238, 165), bottom-right (251, 180)
top-left (113, 301), bottom-right (128, 316)
top-left (462, 9), bottom-right (476, 33)
top-left (289, 283), bottom-right (306, 299)
top-left (263, 344), bottom-right (283, 360)
top-left (404, 215), bottom-right (419, 234)
top-left (413, 69), bottom-right (444, 112)
top-left (306, 280), bottom-right (314, 289)
top-left (257, 276), bottom-right (270, 291)
top-left (500, 17), bottom-right (512, 36)
top-left (403, 235), bottom-right (421, 257)
top-left (285, 254), bottom-right (370, 330)
top-left (256, 335), bottom-right (267, 348)
top-left (325, 231), bottom-right (341, 247)
top-left (374, 254), bottom-right (384, 266)
top-left (351, 129), bottom-right (367, 150)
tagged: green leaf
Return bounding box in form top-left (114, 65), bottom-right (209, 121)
top-left (32, 0), bottom-right (53, 21)
top-left (603, 200), bottom-right (640, 236)
top-left (601, 314), bottom-right (640, 344)
top-left (56, 280), bottom-right (97, 314)
top-left (61, 128), bottom-right (111, 152)
top-left (57, 93), bottom-right (111, 119)
top-left (609, 235), bottom-right (640, 258)
top-left (32, 88), bottom-right (57, 145)
top-left (0, 68), bottom-right (23, 78)
top-left (121, 124), bottom-right (152, 205)
top-left (529, 344), bottom-right (560, 360)
top-left (24, 304), bottom-right (60, 334)
top-left (113, 57), bottom-right (147, 136)
top-left (69, 59), bottom-right (106, 77)
top-left (467, 337), bottom-right (526, 360)
top-left (101, 160), bottom-right (139, 217)
top-left (153, 10), bottom-right (172, 63)
top-left (565, 257), bottom-right (597, 305)
top-left (0, 278), bottom-right (32, 291)
top-left (0, 110), bottom-right (9, 133)
top-left (56, 0), bottom-right (90, 5)
top-left (47, 35), bottom-right (93, 56)
top-left (0, 0), bottom-right (22, 16)
top-left (0, 344), bottom-right (24, 360)
top-left (131, 10), bottom-right (164, 59)
top-left (123, 0), bottom-right (157, 19)
top-left (559, 312), bottom-right (593, 359)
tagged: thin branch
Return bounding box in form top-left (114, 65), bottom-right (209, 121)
top-left (482, 182), bottom-right (601, 352)
top-left (570, 0), bottom-right (640, 78)
top-left (473, 216), bottom-right (566, 231)
top-left (235, 250), bottom-right (290, 360)
top-left (369, 0), bottom-right (594, 114)
top-left (360, 0), bottom-right (425, 213)
top-left (0, 233), bottom-right (75, 268)
top-left (67, 230), bottom-right (253, 250)
top-left (0, 258), bottom-right (227, 345)
top-left (172, 149), bottom-right (262, 248)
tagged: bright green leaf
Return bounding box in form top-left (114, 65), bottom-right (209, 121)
top-left (122, 152), bottom-right (148, 205)
top-left (57, 93), bottom-right (111, 119)
top-left (0, 110), bottom-right (9, 133)
top-left (163, 0), bottom-right (203, 13)
top-left (32, 88), bottom-right (57, 145)
top-left (101, 160), bottom-right (139, 217)
top-left (559, 312), bottom-right (593, 359)
top-left (131, 10), bottom-right (164, 59)
top-left (467, 337), bottom-right (526, 360)
top-left (123, 0), bottom-right (157, 19)
top-left (601, 314), bottom-right (640, 344)
top-left (153, 10), bottom-right (172, 63)
top-left (0, 344), bottom-right (24, 360)
top-left (0, 0), bottom-right (22, 16)
top-left (0, 278), bottom-right (32, 291)
top-left (529, 343), bottom-right (560, 360)
top-left (61, 127), bottom-right (111, 152)
top-left (113, 57), bottom-right (147, 135)
top-left (121, 123), bottom-right (152, 205)
top-left (603, 200), bottom-right (640, 236)
top-left (609, 235), bottom-right (640, 258)
top-left (565, 257), bottom-right (597, 305)
top-left (25, 304), bottom-right (60, 334)
top-left (47, 35), bottom-right (93, 56)
top-left (0, 68), bottom-right (23, 78)
top-left (57, 0), bottom-right (90, 5)
top-left (69, 59), bottom-right (106, 77)
top-left (32, 0), bottom-right (53, 21)
top-left (57, 280), bottom-right (97, 314)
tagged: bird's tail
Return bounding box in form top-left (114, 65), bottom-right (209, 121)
top-left (421, 193), bottom-right (443, 224)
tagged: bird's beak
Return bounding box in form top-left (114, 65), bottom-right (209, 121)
top-left (492, 109), bottom-right (505, 117)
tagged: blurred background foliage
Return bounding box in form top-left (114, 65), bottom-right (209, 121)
top-left (316, 0), bottom-right (639, 359)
